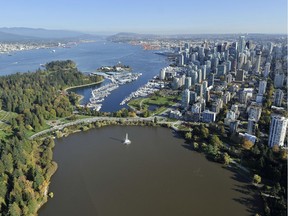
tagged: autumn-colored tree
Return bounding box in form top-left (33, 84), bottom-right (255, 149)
top-left (242, 139), bottom-right (253, 150)
top-left (280, 149), bottom-right (287, 161)
top-left (272, 145), bottom-right (280, 153)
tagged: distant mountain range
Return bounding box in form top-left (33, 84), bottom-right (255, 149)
top-left (107, 32), bottom-right (287, 42)
top-left (107, 32), bottom-right (242, 42)
top-left (0, 27), bottom-right (102, 42)
top-left (1, 28), bottom-right (285, 43)
top-left (107, 32), bottom-right (164, 42)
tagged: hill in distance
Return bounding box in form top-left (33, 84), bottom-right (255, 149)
top-left (0, 27), bottom-right (103, 42)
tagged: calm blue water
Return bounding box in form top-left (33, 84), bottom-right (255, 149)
top-left (0, 41), bottom-right (168, 112)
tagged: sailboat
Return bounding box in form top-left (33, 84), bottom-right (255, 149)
top-left (123, 133), bottom-right (131, 145)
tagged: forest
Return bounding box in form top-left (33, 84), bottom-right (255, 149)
top-left (0, 60), bottom-right (102, 215)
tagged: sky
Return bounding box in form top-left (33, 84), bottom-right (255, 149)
top-left (1, 0), bottom-right (287, 34)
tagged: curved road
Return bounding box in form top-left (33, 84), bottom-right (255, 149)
top-left (30, 116), bottom-right (156, 140)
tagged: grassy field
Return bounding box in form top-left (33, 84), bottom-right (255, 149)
top-left (128, 93), bottom-right (180, 112)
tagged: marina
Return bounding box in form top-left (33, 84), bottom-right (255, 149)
top-left (120, 79), bottom-right (165, 105)
top-left (86, 72), bottom-right (142, 111)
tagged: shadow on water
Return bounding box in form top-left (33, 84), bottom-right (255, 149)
top-left (171, 130), bottom-right (184, 140)
top-left (223, 165), bottom-right (251, 183)
top-left (222, 166), bottom-right (264, 215)
top-left (179, 141), bottom-right (264, 215)
top-left (233, 194), bottom-right (264, 215)
top-left (181, 144), bottom-right (195, 151)
top-left (110, 137), bottom-right (123, 143)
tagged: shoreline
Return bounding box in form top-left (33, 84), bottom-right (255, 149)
top-left (64, 79), bottom-right (105, 92)
top-left (0, 40), bottom-right (98, 55)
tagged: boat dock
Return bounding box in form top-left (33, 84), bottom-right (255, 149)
top-left (120, 80), bottom-right (165, 105)
top-left (87, 72), bottom-right (142, 111)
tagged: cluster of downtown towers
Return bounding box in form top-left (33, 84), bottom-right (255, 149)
top-left (159, 35), bottom-right (287, 147)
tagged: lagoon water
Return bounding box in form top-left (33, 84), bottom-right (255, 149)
top-left (0, 41), bottom-right (167, 112)
top-left (40, 126), bottom-right (261, 216)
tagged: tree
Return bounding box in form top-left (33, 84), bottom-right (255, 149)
top-left (258, 156), bottom-right (265, 170)
top-left (8, 202), bottom-right (21, 216)
top-left (200, 125), bottom-right (209, 139)
top-left (193, 142), bottom-right (199, 150)
top-left (27, 198), bottom-right (38, 214)
top-left (206, 145), bottom-right (221, 161)
top-left (242, 139), bottom-right (253, 150)
top-left (0, 161), bottom-right (4, 174)
top-left (31, 115), bottom-right (41, 131)
top-left (219, 125), bottom-right (226, 136)
top-left (272, 145), bottom-right (280, 153)
top-left (0, 175), bottom-right (8, 198)
top-left (154, 117), bottom-right (158, 124)
top-left (210, 134), bottom-right (222, 147)
top-left (253, 174), bottom-right (261, 184)
top-left (280, 149), bottom-right (287, 161)
top-left (2, 153), bottom-right (14, 174)
top-left (185, 132), bottom-right (192, 140)
top-left (33, 167), bottom-right (44, 190)
top-left (251, 144), bottom-right (261, 155)
top-left (223, 153), bottom-right (232, 165)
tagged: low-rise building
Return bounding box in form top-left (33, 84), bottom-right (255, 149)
top-left (169, 110), bottom-right (182, 119)
top-left (244, 133), bottom-right (257, 144)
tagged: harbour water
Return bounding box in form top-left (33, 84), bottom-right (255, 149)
top-left (0, 41), bottom-right (168, 112)
top-left (39, 126), bottom-right (262, 216)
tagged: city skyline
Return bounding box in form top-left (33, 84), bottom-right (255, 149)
top-left (1, 0), bottom-right (287, 34)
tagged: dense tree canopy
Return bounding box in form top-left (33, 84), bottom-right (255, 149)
top-left (0, 60), bottom-right (102, 215)
top-left (0, 60), bottom-right (102, 134)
